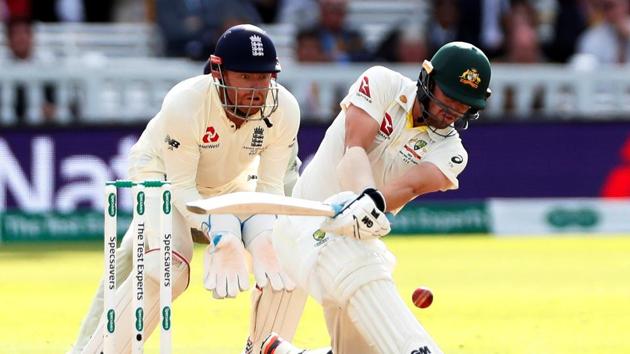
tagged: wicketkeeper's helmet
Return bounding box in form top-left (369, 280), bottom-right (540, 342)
top-left (417, 41), bottom-right (492, 133)
top-left (210, 24), bottom-right (281, 125)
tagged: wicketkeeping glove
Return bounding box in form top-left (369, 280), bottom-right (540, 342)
top-left (246, 230), bottom-right (296, 291)
top-left (203, 232), bottom-right (250, 299)
top-left (320, 188), bottom-right (391, 240)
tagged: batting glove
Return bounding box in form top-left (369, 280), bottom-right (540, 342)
top-left (246, 230), bottom-right (296, 291)
top-left (203, 232), bottom-right (250, 299)
top-left (320, 188), bottom-right (391, 240)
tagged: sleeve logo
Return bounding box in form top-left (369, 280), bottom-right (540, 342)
top-left (164, 135), bottom-right (180, 150)
top-left (358, 76), bottom-right (371, 98)
top-left (379, 113), bottom-right (393, 136)
top-left (451, 155), bottom-right (464, 164)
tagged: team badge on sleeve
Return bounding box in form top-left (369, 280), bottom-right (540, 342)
top-left (451, 155), bottom-right (464, 164)
top-left (358, 76), bottom-right (371, 98)
top-left (164, 135), bottom-right (180, 150)
top-left (379, 113), bottom-right (393, 137)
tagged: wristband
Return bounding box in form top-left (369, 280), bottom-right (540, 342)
top-left (362, 188), bottom-right (386, 212)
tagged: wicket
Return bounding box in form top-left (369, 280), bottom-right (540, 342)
top-left (104, 180), bottom-right (172, 354)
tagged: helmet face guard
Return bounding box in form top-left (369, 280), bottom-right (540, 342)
top-left (211, 55), bottom-right (279, 122)
top-left (210, 24), bottom-right (282, 124)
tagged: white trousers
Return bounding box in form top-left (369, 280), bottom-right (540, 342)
top-left (273, 215), bottom-right (443, 354)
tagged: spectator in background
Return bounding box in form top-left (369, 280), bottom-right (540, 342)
top-left (28, 0), bottom-right (115, 22)
top-left (498, 0), bottom-right (545, 115)
top-left (574, 0), bottom-right (630, 65)
top-left (253, 0), bottom-right (281, 23)
top-left (427, 0), bottom-right (459, 56)
top-left (276, 0), bottom-right (318, 29)
top-left (502, 0), bottom-right (545, 64)
top-left (155, 0), bottom-right (261, 60)
top-left (292, 27), bottom-right (338, 120)
top-left (3, 17), bottom-right (57, 124)
top-left (4, 0), bottom-right (31, 19)
top-left (544, 0), bottom-right (589, 63)
top-left (296, 27), bottom-right (329, 62)
top-left (311, 0), bottom-right (370, 62)
top-left (30, 0), bottom-right (58, 22)
top-left (456, 0), bottom-right (510, 59)
top-left (113, 0), bottom-right (155, 22)
top-left (374, 24), bottom-right (428, 63)
top-left (82, 0), bottom-right (115, 22)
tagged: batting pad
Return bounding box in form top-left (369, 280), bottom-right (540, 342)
top-left (80, 251), bottom-right (190, 354)
top-left (247, 284), bottom-right (308, 353)
top-left (316, 237), bottom-right (394, 304)
top-left (347, 280), bottom-right (444, 354)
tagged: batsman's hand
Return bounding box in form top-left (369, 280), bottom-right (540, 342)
top-left (203, 232), bottom-right (250, 299)
top-left (320, 188), bottom-right (391, 240)
top-left (247, 230), bottom-right (296, 291)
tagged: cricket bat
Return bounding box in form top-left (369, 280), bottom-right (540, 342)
top-left (186, 192), bottom-right (337, 217)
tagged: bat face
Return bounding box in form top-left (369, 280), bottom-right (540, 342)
top-left (186, 192), bottom-right (336, 217)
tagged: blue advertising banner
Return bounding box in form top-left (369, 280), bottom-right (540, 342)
top-left (1, 126), bottom-right (142, 212)
top-left (299, 121), bottom-right (630, 200)
top-left (1, 121), bottom-right (630, 212)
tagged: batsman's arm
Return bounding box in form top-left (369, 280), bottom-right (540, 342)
top-left (380, 146), bottom-right (468, 211)
top-left (337, 66), bottom-right (397, 193)
top-left (336, 104), bottom-right (380, 193)
top-left (379, 162), bottom-right (451, 211)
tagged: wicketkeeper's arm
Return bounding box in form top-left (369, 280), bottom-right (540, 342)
top-left (159, 92), bottom-right (208, 237)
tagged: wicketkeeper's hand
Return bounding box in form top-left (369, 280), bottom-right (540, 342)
top-left (247, 230), bottom-right (296, 291)
top-left (203, 232), bottom-right (250, 299)
top-left (320, 188), bottom-right (391, 240)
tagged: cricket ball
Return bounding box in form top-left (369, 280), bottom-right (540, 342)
top-left (412, 287), bottom-right (433, 309)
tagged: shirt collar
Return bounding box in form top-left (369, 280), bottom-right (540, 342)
top-left (427, 125), bottom-right (458, 141)
top-left (399, 79), bottom-right (458, 140)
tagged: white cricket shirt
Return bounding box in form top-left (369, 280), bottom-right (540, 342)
top-left (293, 65), bottom-right (468, 204)
top-left (128, 75), bottom-right (300, 230)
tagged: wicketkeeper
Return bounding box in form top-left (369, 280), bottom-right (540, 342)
top-left (72, 24), bottom-right (306, 354)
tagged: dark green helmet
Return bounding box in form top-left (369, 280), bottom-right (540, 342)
top-left (415, 41), bottom-right (492, 135)
top-left (428, 41), bottom-right (491, 110)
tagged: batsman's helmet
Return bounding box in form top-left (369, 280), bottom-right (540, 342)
top-left (417, 41), bottom-right (492, 131)
top-left (209, 24), bottom-right (281, 124)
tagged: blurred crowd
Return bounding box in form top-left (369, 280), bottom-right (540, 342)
top-left (2, 0), bottom-right (630, 123)
top-left (2, 0), bottom-right (629, 64)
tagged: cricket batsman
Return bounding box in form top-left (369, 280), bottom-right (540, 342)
top-left (261, 42), bottom-right (492, 354)
top-left (72, 24), bottom-right (306, 353)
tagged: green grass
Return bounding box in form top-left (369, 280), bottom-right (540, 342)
top-left (1, 235), bottom-right (629, 353)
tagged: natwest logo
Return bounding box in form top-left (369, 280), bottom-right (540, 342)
top-left (202, 126), bottom-right (219, 143)
top-left (0, 135), bottom-right (136, 211)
